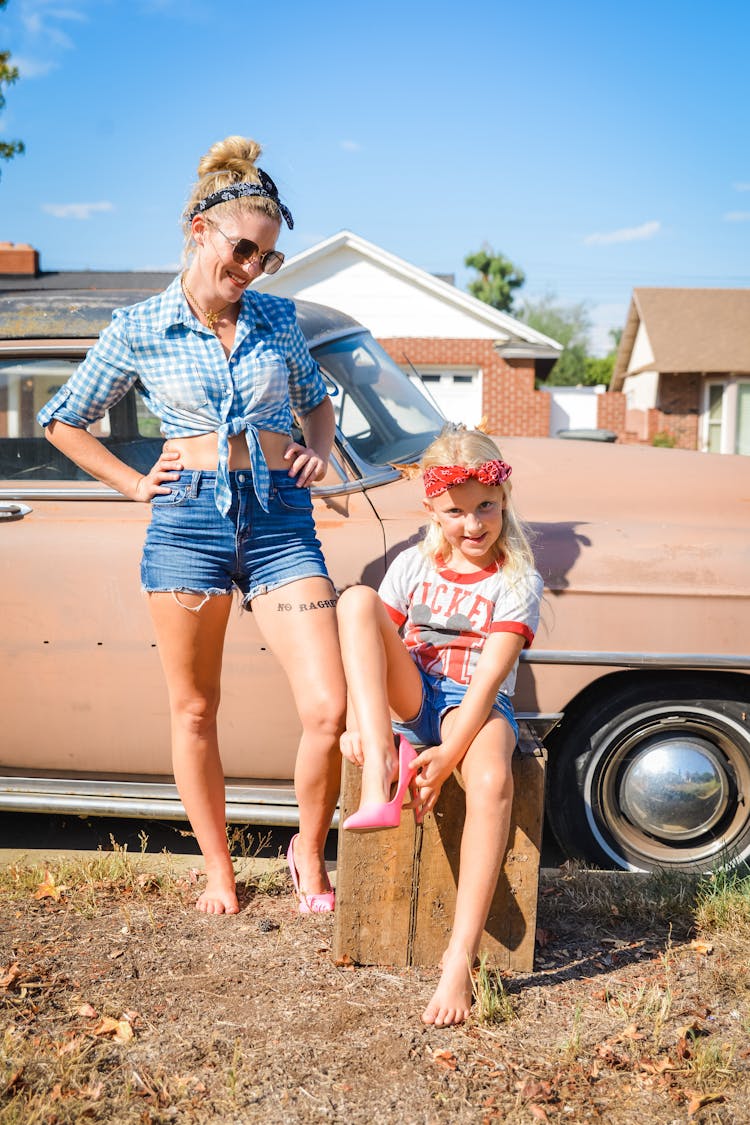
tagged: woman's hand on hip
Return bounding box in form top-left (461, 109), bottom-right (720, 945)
top-left (283, 442), bottom-right (327, 487)
top-left (133, 448), bottom-right (183, 502)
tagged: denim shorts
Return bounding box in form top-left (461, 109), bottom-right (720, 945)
top-left (391, 664), bottom-right (519, 748)
top-left (140, 469), bottom-right (330, 605)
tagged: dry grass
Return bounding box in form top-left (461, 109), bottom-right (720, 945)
top-left (1, 851), bottom-right (749, 1123)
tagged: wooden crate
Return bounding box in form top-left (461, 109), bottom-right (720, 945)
top-left (333, 723), bottom-right (546, 972)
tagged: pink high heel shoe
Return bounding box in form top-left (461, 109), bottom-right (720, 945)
top-left (286, 834), bottom-right (335, 914)
top-left (343, 735), bottom-right (420, 832)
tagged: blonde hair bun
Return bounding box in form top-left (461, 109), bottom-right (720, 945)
top-left (197, 136), bottom-right (262, 180)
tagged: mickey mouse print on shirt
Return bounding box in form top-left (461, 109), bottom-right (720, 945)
top-left (379, 546), bottom-right (543, 698)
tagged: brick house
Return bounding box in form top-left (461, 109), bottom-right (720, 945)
top-left (613, 288), bottom-right (750, 455)
top-left (253, 231), bottom-right (564, 436)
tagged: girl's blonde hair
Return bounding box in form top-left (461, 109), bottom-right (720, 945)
top-left (181, 135), bottom-right (283, 257)
top-left (419, 424), bottom-right (536, 579)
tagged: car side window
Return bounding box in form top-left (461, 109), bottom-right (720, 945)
top-left (0, 357), bottom-right (162, 481)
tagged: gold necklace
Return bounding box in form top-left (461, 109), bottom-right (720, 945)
top-left (181, 275), bottom-right (233, 334)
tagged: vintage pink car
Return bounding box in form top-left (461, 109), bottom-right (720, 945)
top-left (1, 277), bottom-right (749, 872)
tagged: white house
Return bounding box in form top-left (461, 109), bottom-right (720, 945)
top-left (254, 230), bottom-right (561, 432)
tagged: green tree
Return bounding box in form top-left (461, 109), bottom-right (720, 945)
top-left (1, 1), bottom-right (24, 176)
top-left (583, 328), bottom-right (623, 388)
top-left (464, 244), bottom-right (525, 313)
top-left (517, 293), bottom-right (593, 385)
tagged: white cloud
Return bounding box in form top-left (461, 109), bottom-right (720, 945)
top-left (732, 182), bottom-right (750, 192)
top-left (12, 54), bottom-right (58, 78)
top-left (13, 1), bottom-right (87, 77)
top-left (339, 140), bottom-right (362, 153)
top-left (724, 210), bottom-right (750, 222)
top-left (584, 220), bottom-right (661, 246)
top-left (42, 201), bottom-right (115, 220)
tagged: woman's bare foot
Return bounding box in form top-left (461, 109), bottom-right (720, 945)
top-left (289, 833), bottom-right (332, 897)
top-left (422, 948), bottom-right (473, 1027)
top-left (195, 865), bottom-right (239, 915)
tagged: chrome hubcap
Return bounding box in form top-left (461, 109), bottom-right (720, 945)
top-left (619, 736), bottom-right (730, 841)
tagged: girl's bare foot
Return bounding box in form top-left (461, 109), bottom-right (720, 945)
top-left (358, 737), bottom-right (399, 808)
top-left (195, 866), bottom-right (239, 915)
top-left (422, 948), bottom-right (473, 1027)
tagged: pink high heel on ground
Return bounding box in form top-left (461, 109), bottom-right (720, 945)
top-left (343, 735), bottom-right (421, 831)
top-left (286, 834), bottom-right (335, 914)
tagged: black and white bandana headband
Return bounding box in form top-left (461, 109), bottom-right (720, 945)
top-left (187, 168), bottom-right (294, 229)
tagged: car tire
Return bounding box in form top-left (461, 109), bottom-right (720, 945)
top-left (545, 673), bottom-right (750, 872)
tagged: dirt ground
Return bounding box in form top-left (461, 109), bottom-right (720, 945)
top-left (1, 857), bottom-right (749, 1125)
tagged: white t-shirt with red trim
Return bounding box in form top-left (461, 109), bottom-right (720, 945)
top-left (378, 547), bottom-right (543, 697)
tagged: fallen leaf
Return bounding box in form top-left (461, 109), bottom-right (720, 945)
top-left (80, 1081), bottom-right (103, 1100)
top-left (687, 1090), bottom-right (725, 1116)
top-left (535, 927), bottom-right (552, 948)
top-left (33, 871), bottom-right (62, 901)
top-left (76, 1003), bottom-right (97, 1019)
top-left (432, 1049), bottom-right (458, 1070)
top-left (0, 963), bottom-right (21, 991)
top-left (91, 1017), bottom-right (134, 1044)
top-left (529, 1106), bottom-right (550, 1122)
top-left (334, 953), bottom-right (354, 967)
top-left (614, 1023), bottom-right (646, 1043)
top-left (689, 939), bottom-right (714, 956)
top-left (676, 1019), bottom-right (710, 1040)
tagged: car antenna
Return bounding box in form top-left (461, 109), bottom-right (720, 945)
top-left (401, 350), bottom-right (445, 417)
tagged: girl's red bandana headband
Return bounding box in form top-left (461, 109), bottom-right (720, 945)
top-left (423, 459), bottom-right (512, 498)
top-left (187, 168), bottom-right (294, 229)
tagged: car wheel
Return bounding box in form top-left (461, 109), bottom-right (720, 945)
top-left (546, 674), bottom-right (750, 871)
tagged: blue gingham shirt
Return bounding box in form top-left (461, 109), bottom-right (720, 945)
top-left (37, 275), bottom-right (329, 515)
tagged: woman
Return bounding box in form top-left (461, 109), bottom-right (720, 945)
top-left (38, 136), bottom-right (345, 915)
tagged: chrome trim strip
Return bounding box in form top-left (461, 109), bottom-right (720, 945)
top-left (0, 487), bottom-right (127, 500)
top-left (0, 344), bottom-right (89, 356)
top-left (0, 791), bottom-right (308, 825)
top-left (521, 650), bottom-right (750, 670)
top-left (0, 777), bottom-right (311, 826)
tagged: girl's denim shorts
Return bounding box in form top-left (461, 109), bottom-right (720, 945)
top-left (141, 469), bottom-right (330, 606)
top-left (391, 664), bottom-right (519, 748)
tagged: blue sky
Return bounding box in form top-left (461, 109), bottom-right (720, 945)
top-left (1, 0), bottom-right (748, 353)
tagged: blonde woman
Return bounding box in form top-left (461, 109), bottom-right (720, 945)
top-left (39, 136), bottom-right (344, 916)
top-left (336, 425), bottom-right (543, 1025)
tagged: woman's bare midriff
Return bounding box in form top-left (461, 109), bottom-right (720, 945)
top-left (163, 431), bottom-right (292, 471)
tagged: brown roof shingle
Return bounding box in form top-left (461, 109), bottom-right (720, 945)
top-left (613, 287), bottom-right (750, 387)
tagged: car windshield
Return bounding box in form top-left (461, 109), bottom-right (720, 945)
top-left (313, 333), bottom-right (445, 467)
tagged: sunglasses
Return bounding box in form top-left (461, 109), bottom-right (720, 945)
top-left (210, 224), bottom-right (285, 275)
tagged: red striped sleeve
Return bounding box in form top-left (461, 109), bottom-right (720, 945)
top-left (489, 621), bottom-right (535, 648)
top-left (383, 602), bottom-right (407, 628)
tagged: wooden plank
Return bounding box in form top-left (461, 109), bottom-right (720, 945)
top-left (332, 751), bottom-right (416, 965)
top-left (333, 723), bottom-right (546, 972)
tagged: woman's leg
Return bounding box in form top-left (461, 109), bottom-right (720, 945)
top-left (251, 576), bottom-right (347, 896)
top-left (147, 591), bottom-right (237, 915)
top-left (336, 584), bottom-right (423, 807)
top-left (422, 710), bottom-right (515, 1027)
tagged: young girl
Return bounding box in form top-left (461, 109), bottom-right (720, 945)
top-left (336, 425), bottom-right (543, 1027)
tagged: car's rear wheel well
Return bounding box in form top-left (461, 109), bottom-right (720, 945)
top-left (548, 668), bottom-right (750, 747)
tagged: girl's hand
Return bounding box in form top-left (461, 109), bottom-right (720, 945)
top-left (133, 448), bottom-right (183, 502)
top-left (411, 745), bottom-right (455, 814)
top-left (283, 442), bottom-right (328, 487)
top-left (340, 729), bottom-right (365, 766)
